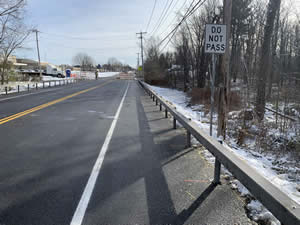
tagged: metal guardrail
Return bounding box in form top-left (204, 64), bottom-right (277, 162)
top-left (2, 79), bottom-right (78, 95)
top-left (138, 80), bottom-right (300, 225)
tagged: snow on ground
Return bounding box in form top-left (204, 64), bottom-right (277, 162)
top-left (146, 83), bottom-right (299, 225)
top-left (0, 72), bottom-right (119, 95)
top-left (71, 71), bottom-right (119, 79)
top-left (99, 72), bottom-right (120, 77)
top-left (0, 76), bottom-right (75, 95)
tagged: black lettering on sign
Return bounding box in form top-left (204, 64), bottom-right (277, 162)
top-left (211, 26), bottom-right (222, 33)
top-left (209, 35), bottom-right (214, 42)
top-left (206, 44), bottom-right (211, 50)
top-left (221, 44), bottom-right (225, 51)
top-left (211, 44), bottom-right (216, 51)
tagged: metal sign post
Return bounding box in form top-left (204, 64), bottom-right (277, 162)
top-left (210, 53), bottom-right (216, 136)
top-left (205, 24), bottom-right (227, 136)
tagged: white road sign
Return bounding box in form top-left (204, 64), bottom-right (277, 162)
top-left (205, 24), bottom-right (227, 54)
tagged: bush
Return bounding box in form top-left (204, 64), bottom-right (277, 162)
top-left (188, 87), bottom-right (242, 112)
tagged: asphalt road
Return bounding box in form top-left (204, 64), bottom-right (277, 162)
top-left (0, 78), bottom-right (254, 225)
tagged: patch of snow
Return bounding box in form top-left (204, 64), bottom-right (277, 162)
top-left (0, 76), bottom-right (75, 95)
top-left (71, 71), bottom-right (119, 79)
top-left (247, 200), bottom-right (280, 225)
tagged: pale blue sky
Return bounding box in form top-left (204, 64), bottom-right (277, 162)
top-left (17, 0), bottom-right (187, 67)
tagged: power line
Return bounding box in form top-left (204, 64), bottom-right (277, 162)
top-left (159, 0), bottom-right (197, 47)
top-left (149, 0), bottom-right (170, 36)
top-left (151, 0), bottom-right (174, 36)
top-left (159, 0), bottom-right (206, 52)
top-left (146, 0), bottom-right (157, 32)
top-left (40, 32), bottom-right (133, 41)
top-left (157, 0), bottom-right (188, 37)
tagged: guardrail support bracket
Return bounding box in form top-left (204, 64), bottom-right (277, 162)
top-left (213, 159), bottom-right (221, 185)
top-left (187, 130), bottom-right (191, 147)
top-left (173, 118), bottom-right (177, 129)
top-left (165, 109), bottom-right (168, 118)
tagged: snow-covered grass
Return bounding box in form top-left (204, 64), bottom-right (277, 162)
top-left (71, 71), bottom-right (119, 79)
top-left (99, 72), bottom-right (120, 77)
top-left (0, 76), bottom-right (75, 95)
top-left (146, 83), bottom-right (300, 225)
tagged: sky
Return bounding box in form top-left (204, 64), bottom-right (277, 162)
top-left (16, 0), bottom-right (300, 68)
top-left (16, 0), bottom-right (188, 68)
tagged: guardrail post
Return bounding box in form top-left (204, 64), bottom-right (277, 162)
top-left (160, 103), bottom-right (162, 111)
top-left (153, 95), bottom-right (155, 102)
top-left (18, 85), bottom-right (20, 93)
top-left (173, 118), bottom-right (176, 129)
top-left (156, 99), bottom-right (158, 105)
top-left (27, 84), bottom-right (29, 91)
top-left (165, 109), bottom-right (168, 118)
top-left (5, 87), bottom-right (7, 95)
top-left (36, 83), bottom-right (38, 90)
top-left (213, 159), bottom-right (221, 185)
top-left (187, 130), bottom-right (191, 147)
top-left (43, 82), bottom-right (45, 88)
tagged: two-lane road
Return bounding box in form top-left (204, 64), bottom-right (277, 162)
top-left (0, 79), bottom-right (253, 225)
top-left (0, 78), bottom-right (130, 225)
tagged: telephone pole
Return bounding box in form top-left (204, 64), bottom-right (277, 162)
top-left (136, 52), bottom-right (140, 68)
top-left (32, 29), bottom-right (42, 79)
top-left (136, 31), bottom-right (147, 80)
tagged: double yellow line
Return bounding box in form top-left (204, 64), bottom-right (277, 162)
top-left (0, 80), bottom-right (113, 125)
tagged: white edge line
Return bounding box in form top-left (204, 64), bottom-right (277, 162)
top-left (70, 81), bottom-right (130, 225)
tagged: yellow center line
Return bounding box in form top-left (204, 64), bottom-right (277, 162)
top-left (0, 80), bottom-right (114, 125)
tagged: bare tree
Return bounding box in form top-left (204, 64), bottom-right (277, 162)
top-left (255, 0), bottom-right (281, 121)
top-left (0, 0), bottom-right (25, 17)
top-left (72, 53), bottom-right (94, 71)
top-left (0, 0), bottom-right (29, 84)
top-left (107, 57), bottom-right (123, 71)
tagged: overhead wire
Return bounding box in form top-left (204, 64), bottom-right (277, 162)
top-left (157, 0), bottom-right (188, 37)
top-left (151, 0), bottom-right (174, 36)
top-left (159, 0), bottom-right (206, 53)
top-left (146, 0), bottom-right (157, 32)
top-left (149, 0), bottom-right (170, 36)
top-left (40, 31), bottom-right (133, 41)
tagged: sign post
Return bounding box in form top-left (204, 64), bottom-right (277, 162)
top-left (205, 24), bottom-right (227, 136)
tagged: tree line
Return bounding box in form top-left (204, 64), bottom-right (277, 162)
top-left (0, 0), bottom-right (30, 85)
top-left (145, 0), bottom-right (299, 138)
top-left (72, 54), bottom-right (133, 72)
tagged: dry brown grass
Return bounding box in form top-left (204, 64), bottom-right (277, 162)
top-left (188, 87), bottom-right (242, 112)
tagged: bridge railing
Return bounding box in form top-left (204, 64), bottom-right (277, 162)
top-left (138, 80), bottom-right (300, 225)
top-left (1, 78), bottom-right (78, 95)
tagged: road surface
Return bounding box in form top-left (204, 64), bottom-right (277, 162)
top-left (0, 78), bottom-right (254, 225)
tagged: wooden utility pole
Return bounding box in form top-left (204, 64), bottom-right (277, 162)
top-left (136, 31), bottom-right (147, 80)
top-left (33, 29), bottom-right (42, 79)
top-left (136, 53), bottom-right (140, 68)
top-left (217, 0), bottom-right (232, 139)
